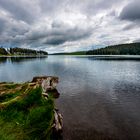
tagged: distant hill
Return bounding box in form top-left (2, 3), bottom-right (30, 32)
top-left (52, 43), bottom-right (140, 55)
top-left (86, 42), bottom-right (140, 55)
top-left (0, 47), bottom-right (48, 56)
top-left (51, 51), bottom-right (86, 55)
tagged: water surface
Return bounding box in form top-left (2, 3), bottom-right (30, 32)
top-left (0, 55), bottom-right (140, 140)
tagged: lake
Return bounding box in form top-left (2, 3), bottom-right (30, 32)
top-left (0, 55), bottom-right (140, 140)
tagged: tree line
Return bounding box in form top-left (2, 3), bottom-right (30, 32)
top-left (0, 47), bottom-right (48, 55)
top-left (86, 42), bottom-right (140, 55)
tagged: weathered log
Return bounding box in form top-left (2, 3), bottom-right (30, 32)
top-left (53, 110), bottom-right (63, 132)
top-left (42, 92), bottom-right (49, 97)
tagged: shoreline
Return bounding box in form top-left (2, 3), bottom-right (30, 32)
top-left (0, 76), bottom-right (62, 140)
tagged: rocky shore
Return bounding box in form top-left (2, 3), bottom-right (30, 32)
top-left (0, 76), bottom-right (62, 140)
top-left (32, 76), bottom-right (63, 133)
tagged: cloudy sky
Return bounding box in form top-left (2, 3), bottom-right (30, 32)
top-left (0, 0), bottom-right (140, 53)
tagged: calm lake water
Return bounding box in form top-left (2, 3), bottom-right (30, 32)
top-left (0, 55), bottom-right (140, 140)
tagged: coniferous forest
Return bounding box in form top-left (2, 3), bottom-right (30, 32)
top-left (0, 47), bottom-right (48, 56)
top-left (86, 43), bottom-right (140, 55)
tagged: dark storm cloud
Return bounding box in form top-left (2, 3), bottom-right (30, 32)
top-left (39, 0), bottom-right (63, 14)
top-left (0, 18), bottom-right (5, 34)
top-left (119, 0), bottom-right (140, 21)
top-left (45, 21), bottom-right (92, 45)
top-left (12, 20), bottom-right (93, 46)
top-left (83, 0), bottom-right (122, 15)
top-left (44, 27), bottom-right (92, 45)
top-left (45, 37), bottom-right (66, 45)
top-left (0, 0), bottom-right (37, 23)
top-left (122, 23), bottom-right (140, 30)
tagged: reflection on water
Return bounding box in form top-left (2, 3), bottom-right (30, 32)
top-left (87, 55), bottom-right (140, 61)
top-left (0, 55), bottom-right (140, 140)
top-left (0, 56), bottom-right (47, 64)
top-left (0, 57), bottom-right (7, 64)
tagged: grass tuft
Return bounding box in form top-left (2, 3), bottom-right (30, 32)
top-left (0, 83), bottom-right (54, 140)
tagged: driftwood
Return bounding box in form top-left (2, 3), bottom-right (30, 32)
top-left (53, 110), bottom-right (63, 132)
top-left (42, 93), bottom-right (49, 97)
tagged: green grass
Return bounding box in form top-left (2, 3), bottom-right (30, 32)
top-left (0, 84), bottom-right (54, 140)
top-left (4, 84), bottom-right (19, 89)
top-left (0, 91), bottom-right (21, 102)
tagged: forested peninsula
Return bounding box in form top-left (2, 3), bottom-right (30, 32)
top-left (0, 47), bottom-right (48, 56)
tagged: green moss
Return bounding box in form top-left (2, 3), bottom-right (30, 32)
top-left (0, 84), bottom-right (54, 140)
